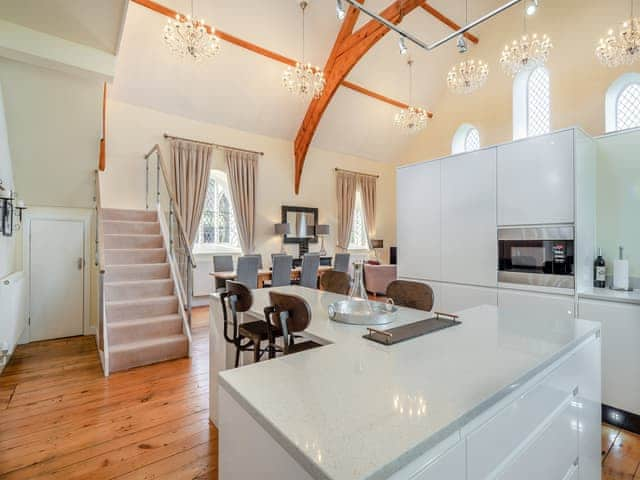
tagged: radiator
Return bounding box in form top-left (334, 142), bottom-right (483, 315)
top-left (0, 271), bottom-right (26, 355)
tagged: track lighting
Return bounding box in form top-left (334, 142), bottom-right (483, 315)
top-left (456, 34), bottom-right (468, 53)
top-left (398, 36), bottom-right (408, 55)
top-left (336, 0), bottom-right (346, 20)
top-left (526, 0), bottom-right (538, 16)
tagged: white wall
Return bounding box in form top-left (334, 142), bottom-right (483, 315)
top-left (595, 128), bottom-right (640, 283)
top-left (0, 57), bottom-right (103, 209)
top-left (102, 100), bottom-right (397, 264)
top-left (0, 80), bottom-right (16, 279)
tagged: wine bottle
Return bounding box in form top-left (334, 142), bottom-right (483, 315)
top-left (594, 248), bottom-right (606, 288)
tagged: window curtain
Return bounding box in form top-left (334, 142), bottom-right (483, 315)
top-left (169, 139), bottom-right (213, 245)
top-left (336, 171), bottom-right (357, 251)
top-left (225, 150), bottom-right (257, 254)
top-left (358, 175), bottom-right (377, 249)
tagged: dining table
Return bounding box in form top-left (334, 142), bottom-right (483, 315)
top-left (209, 265), bottom-right (333, 289)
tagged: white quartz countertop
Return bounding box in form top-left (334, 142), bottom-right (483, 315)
top-left (578, 286), bottom-right (640, 305)
top-left (217, 286), bottom-right (600, 480)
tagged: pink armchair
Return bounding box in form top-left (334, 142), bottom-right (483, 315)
top-left (363, 263), bottom-right (397, 296)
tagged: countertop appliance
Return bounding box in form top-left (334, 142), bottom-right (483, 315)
top-left (498, 225), bottom-right (575, 289)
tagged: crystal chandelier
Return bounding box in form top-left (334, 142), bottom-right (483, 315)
top-left (163, 0), bottom-right (221, 61)
top-left (283, 1), bottom-right (326, 99)
top-left (447, 59), bottom-right (489, 94)
top-left (499, 2), bottom-right (551, 77)
top-left (595, 1), bottom-right (640, 67)
top-left (394, 59), bottom-right (429, 134)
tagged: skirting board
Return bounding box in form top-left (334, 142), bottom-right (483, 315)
top-left (603, 404), bottom-right (640, 435)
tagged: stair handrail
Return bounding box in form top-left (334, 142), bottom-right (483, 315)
top-left (94, 169), bottom-right (109, 375)
top-left (144, 144), bottom-right (196, 270)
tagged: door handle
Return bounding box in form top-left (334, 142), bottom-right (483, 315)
top-left (77, 257), bottom-right (84, 270)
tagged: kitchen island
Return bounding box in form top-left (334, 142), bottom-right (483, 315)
top-left (209, 286), bottom-right (601, 480)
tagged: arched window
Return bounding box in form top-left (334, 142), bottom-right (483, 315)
top-left (452, 124), bottom-right (480, 154)
top-left (605, 73), bottom-right (640, 132)
top-left (513, 66), bottom-right (551, 139)
top-left (348, 190), bottom-right (369, 250)
top-left (195, 170), bottom-right (240, 251)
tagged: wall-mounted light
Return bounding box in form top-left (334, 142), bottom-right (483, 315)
top-left (336, 0), bottom-right (346, 20)
top-left (1, 189), bottom-right (14, 237)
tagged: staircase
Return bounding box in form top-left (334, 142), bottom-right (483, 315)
top-left (102, 208), bottom-right (189, 373)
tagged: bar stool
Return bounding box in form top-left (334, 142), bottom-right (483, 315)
top-left (386, 280), bottom-right (434, 312)
top-left (220, 281), bottom-right (281, 367)
top-left (264, 291), bottom-right (322, 355)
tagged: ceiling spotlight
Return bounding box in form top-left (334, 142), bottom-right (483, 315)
top-left (398, 37), bottom-right (408, 55)
top-left (526, 0), bottom-right (539, 16)
top-left (456, 34), bottom-right (468, 53)
top-left (336, 0), bottom-right (346, 20)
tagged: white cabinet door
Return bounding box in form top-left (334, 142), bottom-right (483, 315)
top-left (498, 289), bottom-right (575, 319)
top-left (497, 130), bottom-right (574, 226)
top-left (397, 161), bottom-right (441, 281)
top-left (441, 283), bottom-right (498, 314)
top-left (578, 298), bottom-right (640, 416)
top-left (442, 148), bottom-right (497, 287)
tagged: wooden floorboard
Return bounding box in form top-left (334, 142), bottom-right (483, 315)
top-left (2, 304), bottom-right (639, 479)
top-left (0, 306), bottom-right (216, 480)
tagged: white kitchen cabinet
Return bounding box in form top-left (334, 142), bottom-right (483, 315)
top-left (578, 298), bottom-right (640, 416)
top-left (397, 161), bottom-right (441, 281)
top-left (441, 148), bottom-right (497, 287)
top-left (193, 255), bottom-right (214, 297)
top-left (498, 289), bottom-right (575, 319)
top-left (497, 130), bottom-right (575, 226)
top-left (440, 283), bottom-right (497, 313)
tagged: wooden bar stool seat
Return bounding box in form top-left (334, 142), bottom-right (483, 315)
top-left (264, 291), bottom-right (322, 356)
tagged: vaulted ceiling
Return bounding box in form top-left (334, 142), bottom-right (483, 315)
top-left (111, 0), bottom-right (510, 165)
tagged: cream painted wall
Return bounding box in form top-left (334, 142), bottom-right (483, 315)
top-left (402, 0), bottom-right (640, 165)
top-left (102, 100), bottom-right (397, 264)
top-left (0, 57), bottom-right (103, 208)
top-left (595, 128), bottom-right (640, 282)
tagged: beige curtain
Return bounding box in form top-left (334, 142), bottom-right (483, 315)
top-left (169, 139), bottom-right (213, 245)
top-left (225, 150), bottom-right (257, 254)
top-left (358, 175), bottom-right (377, 249)
top-left (336, 171), bottom-right (357, 251)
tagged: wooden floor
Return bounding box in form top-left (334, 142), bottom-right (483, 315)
top-left (0, 307), bottom-right (215, 479)
top-left (603, 423), bottom-right (640, 479)
top-left (2, 305), bottom-right (640, 479)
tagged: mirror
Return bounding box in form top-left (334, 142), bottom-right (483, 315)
top-left (281, 206), bottom-right (318, 244)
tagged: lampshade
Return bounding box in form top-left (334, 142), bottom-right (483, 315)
top-left (371, 239), bottom-right (384, 249)
top-left (315, 224), bottom-right (330, 236)
top-left (274, 223), bottom-right (290, 235)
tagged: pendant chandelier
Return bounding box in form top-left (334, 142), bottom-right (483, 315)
top-left (163, 0), bottom-right (221, 61)
top-left (596, 0), bottom-right (640, 67)
top-left (447, 0), bottom-right (489, 94)
top-left (499, 1), bottom-right (552, 77)
top-left (394, 59), bottom-right (429, 134)
top-left (282, 1), bottom-right (326, 99)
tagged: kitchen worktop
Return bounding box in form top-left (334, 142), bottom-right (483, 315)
top-left (578, 286), bottom-right (640, 305)
top-left (216, 286), bottom-right (600, 480)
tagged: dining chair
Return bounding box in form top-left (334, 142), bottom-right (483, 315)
top-left (264, 291), bottom-right (322, 355)
top-left (243, 253), bottom-right (263, 269)
top-left (220, 281), bottom-right (281, 367)
top-left (213, 255), bottom-right (234, 272)
top-left (266, 254), bottom-right (293, 288)
top-left (333, 253), bottom-right (351, 273)
top-left (299, 253), bottom-right (321, 289)
top-left (236, 255), bottom-right (260, 290)
top-left (385, 280), bottom-right (434, 312)
top-left (319, 270), bottom-right (350, 295)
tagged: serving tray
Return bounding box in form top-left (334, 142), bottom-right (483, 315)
top-left (363, 312), bottom-right (461, 346)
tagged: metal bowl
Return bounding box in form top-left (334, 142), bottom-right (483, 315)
top-left (327, 300), bottom-right (398, 326)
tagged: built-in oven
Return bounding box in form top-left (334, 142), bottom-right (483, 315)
top-left (498, 225), bottom-right (575, 289)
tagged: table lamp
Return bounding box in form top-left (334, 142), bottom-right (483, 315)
top-left (371, 239), bottom-right (383, 262)
top-left (316, 224), bottom-right (330, 256)
top-left (274, 223), bottom-right (290, 254)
